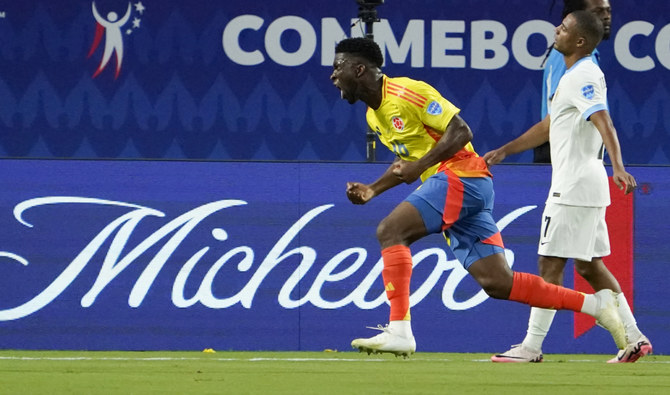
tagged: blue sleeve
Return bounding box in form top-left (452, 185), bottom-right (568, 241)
top-left (541, 50), bottom-right (567, 118)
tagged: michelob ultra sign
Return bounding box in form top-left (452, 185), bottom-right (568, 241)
top-left (0, 159), bottom-right (666, 354)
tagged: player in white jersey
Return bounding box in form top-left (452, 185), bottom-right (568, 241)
top-left (484, 10), bottom-right (651, 363)
top-left (547, 57), bottom-right (610, 210)
top-left (534, 0), bottom-right (613, 163)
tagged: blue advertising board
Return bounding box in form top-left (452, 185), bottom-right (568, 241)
top-left (0, 0), bottom-right (669, 163)
top-left (0, 159), bottom-right (667, 354)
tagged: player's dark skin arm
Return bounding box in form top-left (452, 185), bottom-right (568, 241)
top-left (346, 115), bottom-right (472, 204)
top-left (346, 158), bottom-right (404, 205)
top-left (392, 114), bottom-right (472, 184)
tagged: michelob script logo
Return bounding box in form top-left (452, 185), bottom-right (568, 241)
top-left (87, 1), bottom-right (147, 78)
top-left (0, 196), bottom-right (536, 321)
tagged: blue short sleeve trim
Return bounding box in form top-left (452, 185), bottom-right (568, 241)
top-left (584, 104), bottom-right (607, 120)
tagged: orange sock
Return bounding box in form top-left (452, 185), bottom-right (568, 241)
top-left (381, 245), bottom-right (413, 321)
top-left (508, 272), bottom-right (585, 312)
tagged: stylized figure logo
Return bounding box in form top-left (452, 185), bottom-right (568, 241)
top-left (87, 1), bottom-right (146, 79)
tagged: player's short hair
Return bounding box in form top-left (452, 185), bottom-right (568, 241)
top-left (335, 38), bottom-right (384, 68)
top-left (571, 10), bottom-right (604, 51)
top-left (562, 0), bottom-right (588, 18)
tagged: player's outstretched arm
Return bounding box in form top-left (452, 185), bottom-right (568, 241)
top-left (483, 115), bottom-right (551, 166)
top-left (589, 110), bottom-right (637, 194)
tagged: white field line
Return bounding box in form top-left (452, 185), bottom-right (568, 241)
top-left (0, 356), bottom-right (381, 362)
top-left (0, 356), bottom-right (667, 363)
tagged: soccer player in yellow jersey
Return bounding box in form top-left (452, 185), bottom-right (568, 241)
top-left (365, 76), bottom-right (489, 183)
top-left (331, 37), bottom-right (627, 357)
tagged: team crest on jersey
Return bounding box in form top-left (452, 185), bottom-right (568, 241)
top-left (426, 101), bottom-right (442, 115)
top-left (581, 84), bottom-right (595, 100)
top-left (391, 116), bottom-right (404, 131)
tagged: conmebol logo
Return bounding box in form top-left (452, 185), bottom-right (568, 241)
top-left (87, 1), bottom-right (146, 79)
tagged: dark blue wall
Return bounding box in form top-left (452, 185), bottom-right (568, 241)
top-left (1, 0), bottom-right (668, 163)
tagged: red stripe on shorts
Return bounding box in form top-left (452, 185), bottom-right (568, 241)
top-left (441, 168), bottom-right (464, 231)
top-left (481, 231), bottom-right (504, 248)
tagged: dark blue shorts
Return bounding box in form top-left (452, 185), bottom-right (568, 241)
top-left (405, 170), bottom-right (504, 269)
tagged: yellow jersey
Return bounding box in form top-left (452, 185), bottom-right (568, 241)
top-left (366, 75), bottom-right (491, 181)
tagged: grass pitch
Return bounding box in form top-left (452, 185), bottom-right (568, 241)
top-left (0, 350), bottom-right (668, 394)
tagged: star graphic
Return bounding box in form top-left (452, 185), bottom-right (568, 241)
top-left (126, 28), bottom-right (133, 35)
top-left (134, 1), bottom-right (145, 15)
top-left (132, 17), bottom-right (141, 29)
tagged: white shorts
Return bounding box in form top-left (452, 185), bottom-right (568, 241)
top-left (537, 202), bottom-right (610, 261)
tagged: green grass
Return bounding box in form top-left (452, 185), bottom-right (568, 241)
top-left (0, 350), bottom-right (668, 394)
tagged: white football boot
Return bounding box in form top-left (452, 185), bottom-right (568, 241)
top-left (351, 324), bottom-right (416, 358)
top-left (607, 334), bottom-right (653, 363)
top-left (593, 289), bottom-right (627, 349)
top-left (491, 344), bottom-right (543, 363)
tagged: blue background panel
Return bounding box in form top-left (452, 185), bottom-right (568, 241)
top-left (0, 159), bottom-right (667, 354)
top-left (0, 0), bottom-right (668, 163)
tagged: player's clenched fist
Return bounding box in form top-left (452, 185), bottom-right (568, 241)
top-left (346, 182), bottom-right (375, 204)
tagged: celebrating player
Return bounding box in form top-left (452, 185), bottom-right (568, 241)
top-left (331, 37), bottom-right (626, 357)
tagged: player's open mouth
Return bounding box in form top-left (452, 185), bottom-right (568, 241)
top-left (334, 83), bottom-right (344, 99)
